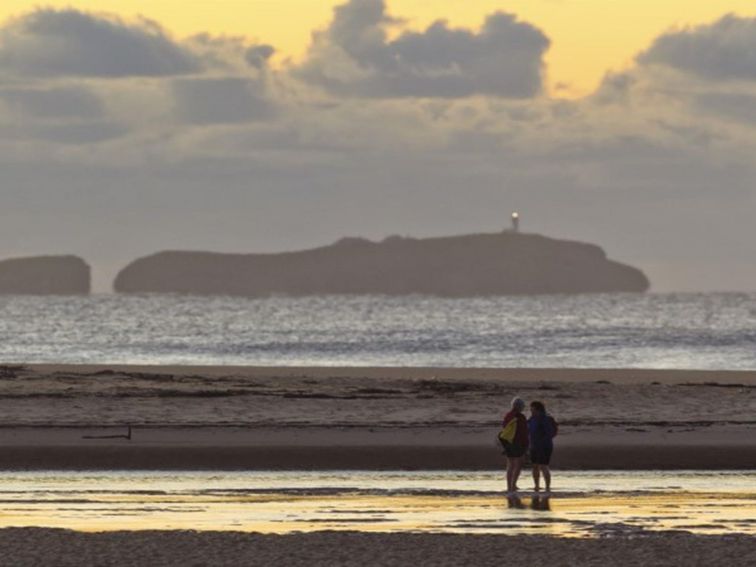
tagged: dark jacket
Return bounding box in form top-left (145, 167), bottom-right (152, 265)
top-left (528, 413), bottom-right (555, 450)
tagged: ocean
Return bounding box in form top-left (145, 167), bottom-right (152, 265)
top-left (0, 293), bottom-right (753, 369)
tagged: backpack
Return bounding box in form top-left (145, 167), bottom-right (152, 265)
top-left (498, 418), bottom-right (518, 450)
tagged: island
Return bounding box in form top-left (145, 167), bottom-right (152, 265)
top-left (0, 255), bottom-right (91, 295)
top-left (114, 232), bottom-right (649, 296)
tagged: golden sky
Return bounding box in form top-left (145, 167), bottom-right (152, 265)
top-left (2, 0), bottom-right (756, 95)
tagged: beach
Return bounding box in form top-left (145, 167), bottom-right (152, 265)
top-left (0, 365), bottom-right (754, 565)
top-left (0, 365), bottom-right (753, 470)
top-left (2, 529), bottom-right (754, 567)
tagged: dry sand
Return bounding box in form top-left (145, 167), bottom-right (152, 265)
top-left (0, 364), bottom-right (753, 470)
top-left (1, 529), bottom-right (753, 567)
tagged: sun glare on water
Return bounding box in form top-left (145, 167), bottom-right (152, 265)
top-left (2, 471), bottom-right (754, 537)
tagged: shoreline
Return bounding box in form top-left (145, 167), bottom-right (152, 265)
top-left (18, 364), bottom-right (756, 384)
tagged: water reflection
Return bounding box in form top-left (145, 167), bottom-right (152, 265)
top-left (0, 471), bottom-right (752, 537)
top-left (530, 495), bottom-right (551, 512)
top-left (506, 494), bottom-right (525, 509)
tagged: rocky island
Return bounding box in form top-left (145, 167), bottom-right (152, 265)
top-left (114, 232), bottom-right (649, 296)
top-left (0, 255), bottom-right (90, 295)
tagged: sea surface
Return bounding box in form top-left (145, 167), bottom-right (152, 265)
top-left (1, 470), bottom-right (753, 536)
top-left (0, 293), bottom-right (754, 369)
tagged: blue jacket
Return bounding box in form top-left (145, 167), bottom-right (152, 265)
top-left (528, 414), bottom-right (555, 450)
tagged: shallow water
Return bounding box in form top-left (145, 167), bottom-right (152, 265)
top-left (0, 471), bottom-right (753, 537)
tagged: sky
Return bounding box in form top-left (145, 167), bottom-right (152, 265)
top-left (4, 0), bottom-right (756, 96)
top-left (0, 0), bottom-right (755, 292)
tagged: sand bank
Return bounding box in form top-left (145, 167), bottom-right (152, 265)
top-left (1, 529), bottom-right (754, 567)
top-left (0, 365), bottom-right (752, 470)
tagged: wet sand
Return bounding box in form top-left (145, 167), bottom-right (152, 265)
top-left (1, 529), bottom-right (754, 567)
top-left (0, 365), bottom-right (753, 470)
top-left (1, 470), bottom-right (752, 535)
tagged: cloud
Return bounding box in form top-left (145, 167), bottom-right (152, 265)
top-left (0, 7), bottom-right (755, 291)
top-left (28, 120), bottom-right (126, 144)
top-left (0, 118), bottom-right (126, 145)
top-left (171, 77), bottom-right (274, 125)
top-left (0, 83), bottom-right (125, 146)
top-left (638, 14), bottom-right (756, 81)
top-left (0, 9), bottom-right (281, 139)
top-left (0, 8), bottom-right (200, 78)
top-left (591, 72), bottom-right (637, 105)
top-left (0, 85), bottom-right (103, 118)
top-left (245, 44), bottom-right (275, 69)
top-left (695, 92), bottom-right (756, 125)
top-left (295, 0), bottom-right (549, 98)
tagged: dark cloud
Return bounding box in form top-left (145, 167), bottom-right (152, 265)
top-left (245, 44), bottom-right (275, 69)
top-left (0, 9), bottom-right (200, 78)
top-left (0, 85), bottom-right (103, 118)
top-left (171, 77), bottom-right (273, 124)
top-left (638, 14), bottom-right (756, 81)
top-left (296, 0), bottom-right (549, 98)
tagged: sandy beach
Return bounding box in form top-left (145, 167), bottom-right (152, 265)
top-left (1, 529), bottom-right (753, 567)
top-left (0, 364), bottom-right (753, 470)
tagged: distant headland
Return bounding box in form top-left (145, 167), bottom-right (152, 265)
top-left (0, 255), bottom-right (90, 295)
top-left (114, 231), bottom-right (650, 296)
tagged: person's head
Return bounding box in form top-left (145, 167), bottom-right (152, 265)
top-left (511, 397), bottom-right (526, 413)
top-left (530, 400), bottom-right (546, 416)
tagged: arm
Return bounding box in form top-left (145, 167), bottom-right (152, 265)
top-left (543, 416), bottom-right (555, 439)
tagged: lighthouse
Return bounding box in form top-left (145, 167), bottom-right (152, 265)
top-left (511, 212), bottom-right (520, 232)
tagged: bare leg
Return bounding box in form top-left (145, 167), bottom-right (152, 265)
top-left (542, 466), bottom-right (552, 492)
top-left (506, 458), bottom-right (515, 492)
top-left (512, 458), bottom-right (523, 491)
top-left (532, 464), bottom-right (541, 491)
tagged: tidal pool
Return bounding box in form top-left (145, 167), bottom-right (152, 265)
top-left (0, 470), bottom-right (753, 537)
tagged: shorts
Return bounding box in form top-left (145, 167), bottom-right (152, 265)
top-left (504, 444), bottom-right (527, 458)
top-left (530, 445), bottom-right (553, 465)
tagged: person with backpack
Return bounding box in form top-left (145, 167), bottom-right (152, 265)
top-left (501, 397), bottom-right (529, 493)
top-left (528, 400), bottom-right (558, 492)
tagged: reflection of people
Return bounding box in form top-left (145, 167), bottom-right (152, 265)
top-left (528, 401), bottom-right (557, 492)
top-left (530, 494), bottom-right (551, 511)
top-left (507, 493), bottom-right (525, 509)
top-left (502, 397), bottom-right (529, 493)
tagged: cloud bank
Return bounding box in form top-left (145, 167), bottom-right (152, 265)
top-left (638, 15), bottom-right (756, 81)
top-left (171, 77), bottom-right (273, 124)
top-left (295, 0), bottom-right (549, 98)
top-left (0, 9), bottom-right (200, 78)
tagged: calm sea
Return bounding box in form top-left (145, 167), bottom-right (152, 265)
top-left (0, 293), bottom-right (753, 369)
